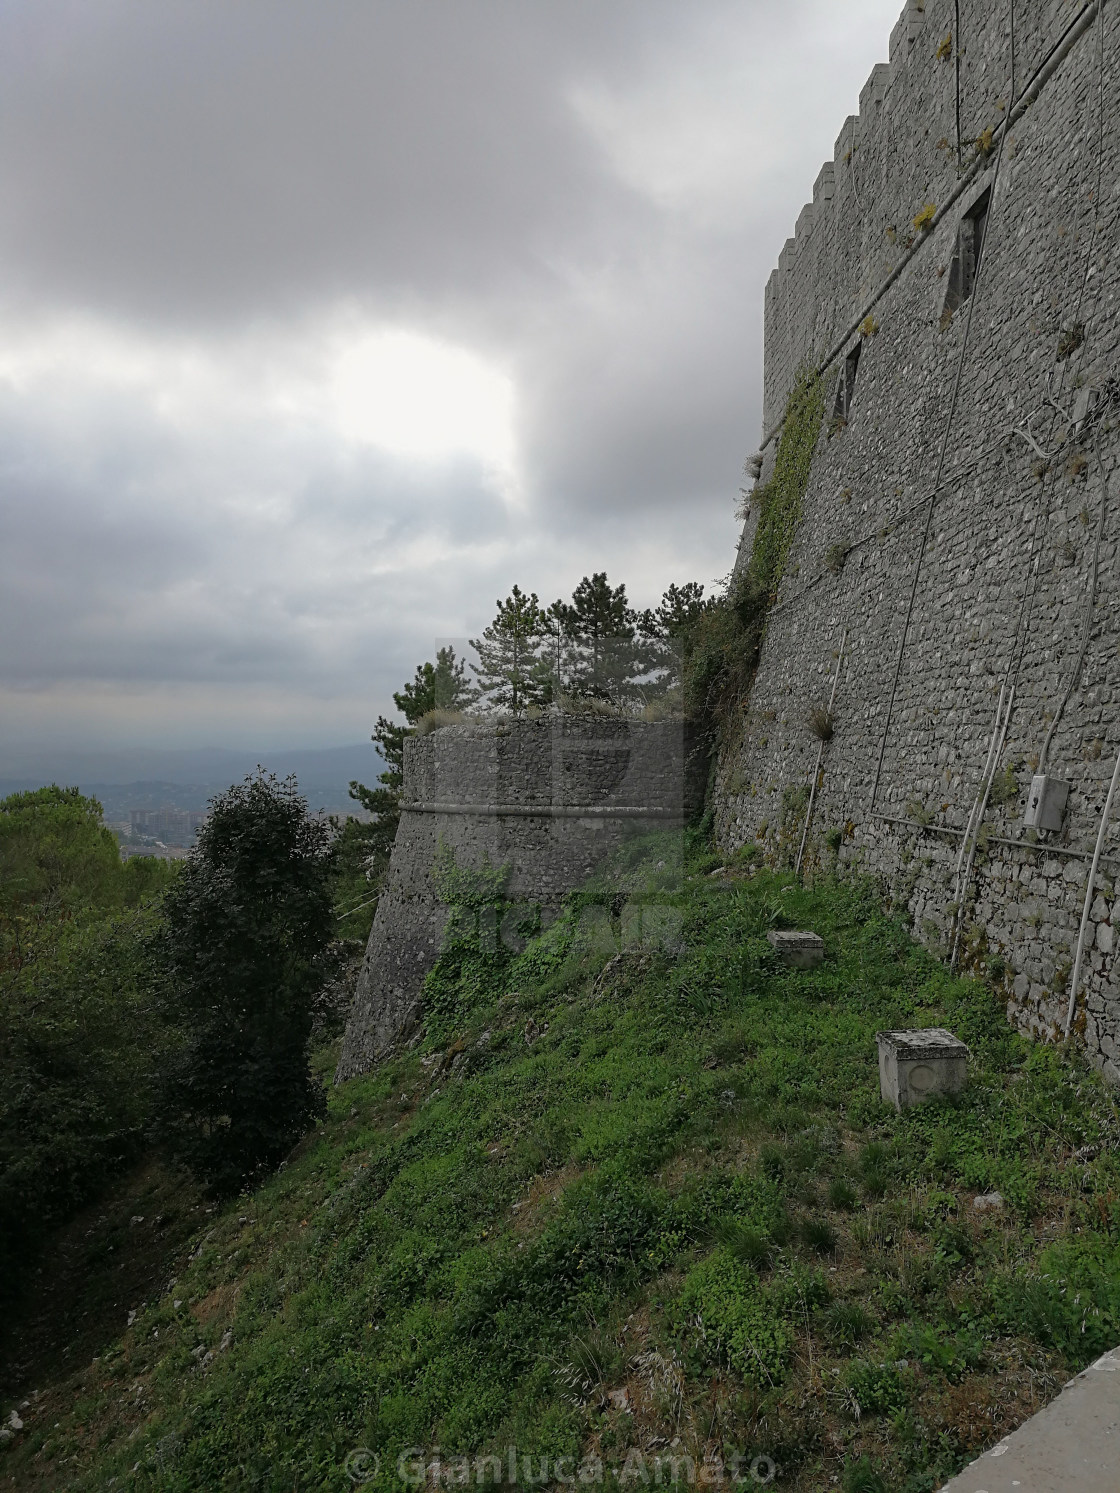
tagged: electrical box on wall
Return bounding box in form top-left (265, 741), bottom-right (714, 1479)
top-left (1022, 775), bottom-right (1069, 832)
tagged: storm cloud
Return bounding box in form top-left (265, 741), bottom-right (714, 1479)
top-left (0, 0), bottom-right (902, 749)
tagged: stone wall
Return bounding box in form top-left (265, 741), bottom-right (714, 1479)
top-left (336, 718), bottom-right (696, 1079)
top-left (718, 0), bottom-right (1120, 1078)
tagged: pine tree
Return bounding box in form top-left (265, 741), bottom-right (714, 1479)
top-left (634, 582), bottom-right (712, 700)
top-left (539, 599), bottom-right (570, 701)
top-left (558, 572), bottom-right (644, 703)
top-left (340, 648), bottom-right (471, 926)
top-left (469, 586), bottom-right (550, 715)
top-left (639, 581), bottom-right (710, 639)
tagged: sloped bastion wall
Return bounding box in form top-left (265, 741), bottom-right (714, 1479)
top-left (336, 718), bottom-right (697, 1080)
top-left (718, 0), bottom-right (1120, 1076)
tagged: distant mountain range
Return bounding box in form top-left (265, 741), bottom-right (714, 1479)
top-left (0, 743), bottom-right (383, 818)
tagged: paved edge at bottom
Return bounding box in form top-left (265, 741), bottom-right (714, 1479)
top-left (937, 1345), bottom-right (1120, 1491)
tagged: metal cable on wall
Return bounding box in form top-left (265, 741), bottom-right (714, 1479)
top-left (868, 39), bottom-right (1017, 813)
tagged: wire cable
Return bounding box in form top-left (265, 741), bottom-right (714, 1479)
top-left (868, 71), bottom-right (1015, 811)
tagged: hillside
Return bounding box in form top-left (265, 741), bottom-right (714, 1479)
top-left (3, 834), bottom-right (1120, 1492)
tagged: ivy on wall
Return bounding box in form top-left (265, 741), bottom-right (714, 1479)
top-left (747, 367), bottom-right (826, 602)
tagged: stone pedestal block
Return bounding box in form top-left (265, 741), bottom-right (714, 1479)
top-left (766, 930), bottom-right (825, 969)
top-left (876, 1029), bottom-right (969, 1110)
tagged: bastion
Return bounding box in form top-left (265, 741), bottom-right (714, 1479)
top-left (335, 717), bottom-right (698, 1080)
top-left (717, 0), bottom-right (1120, 1079)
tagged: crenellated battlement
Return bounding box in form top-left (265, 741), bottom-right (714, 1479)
top-left (758, 0), bottom-right (1108, 444)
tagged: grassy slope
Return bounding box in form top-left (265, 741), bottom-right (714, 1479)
top-left (4, 836), bottom-right (1120, 1492)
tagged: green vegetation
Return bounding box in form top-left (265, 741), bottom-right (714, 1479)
top-left (155, 773), bottom-right (334, 1195)
top-left (748, 369), bottom-right (825, 604)
top-left (470, 583), bottom-right (554, 713)
top-left (338, 647), bottom-right (475, 943)
top-left (10, 835), bottom-right (1120, 1491)
top-left (0, 788), bottom-right (176, 1304)
top-left (678, 371), bottom-right (826, 749)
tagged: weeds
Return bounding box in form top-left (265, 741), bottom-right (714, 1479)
top-left (801, 1218), bottom-right (839, 1255)
top-left (809, 706), bottom-right (836, 742)
top-left (1057, 322), bottom-right (1086, 361)
top-left (842, 1456), bottom-right (888, 1493)
top-left (828, 1176), bottom-right (860, 1211)
top-left (825, 1300), bottom-right (876, 1347)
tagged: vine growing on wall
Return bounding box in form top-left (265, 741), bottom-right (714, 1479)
top-left (747, 366), bottom-right (826, 602)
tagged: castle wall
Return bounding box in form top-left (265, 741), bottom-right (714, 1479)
top-left (720, 0), bottom-right (1120, 1077)
top-left (336, 718), bottom-right (693, 1079)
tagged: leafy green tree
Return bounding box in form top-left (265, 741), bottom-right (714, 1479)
top-left (469, 585), bottom-right (550, 715)
top-left (156, 773), bottom-right (332, 1193)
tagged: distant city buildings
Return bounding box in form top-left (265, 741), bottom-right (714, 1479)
top-left (128, 807), bottom-right (209, 844)
top-left (105, 806), bottom-right (209, 855)
top-left (104, 796), bottom-right (366, 861)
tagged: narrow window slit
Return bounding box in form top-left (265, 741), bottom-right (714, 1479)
top-left (833, 342), bottom-right (861, 424)
top-left (943, 186), bottom-right (991, 317)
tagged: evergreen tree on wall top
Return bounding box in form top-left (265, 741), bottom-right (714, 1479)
top-left (638, 580), bottom-right (710, 641)
top-left (469, 585), bottom-right (550, 715)
top-left (556, 572), bottom-right (645, 702)
top-left (348, 646), bottom-right (471, 869)
top-left (156, 771), bottom-right (333, 1193)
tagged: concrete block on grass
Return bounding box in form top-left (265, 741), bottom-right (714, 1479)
top-left (876, 1028), bottom-right (968, 1110)
top-left (766, 930), bottom-right (825, 969)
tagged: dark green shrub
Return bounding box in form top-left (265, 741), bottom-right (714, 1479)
top-left (0, 905), bottom-right (166, 1301)
top-left (0, 786), bottom-right (176, 1301)
top-left (674, 1248), bottom-right (790, 1384)
top-left (992, 1239), bottom-right (1120, 1363)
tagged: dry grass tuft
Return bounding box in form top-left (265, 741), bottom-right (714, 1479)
top-left (808, 706), bottom-right (835, 742)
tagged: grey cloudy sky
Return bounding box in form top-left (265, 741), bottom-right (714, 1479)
top-left (1, 0), bottom-right (902, 750)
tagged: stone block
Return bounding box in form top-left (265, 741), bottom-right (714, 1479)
top-left (876, 1029), bottom-right (969, 1111)
top-left (766, 930), bottom-right (825, 969)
